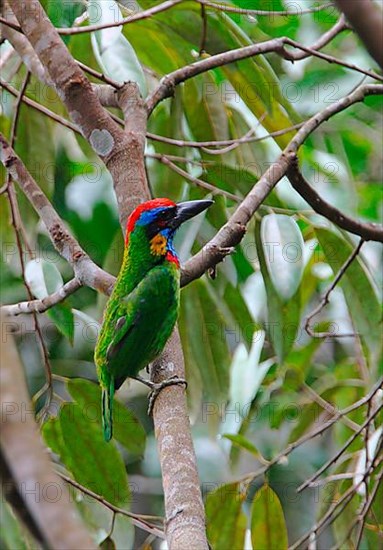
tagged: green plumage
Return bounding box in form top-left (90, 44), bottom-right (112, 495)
top-left (95, 198), bottom-right (212, 441)
top-left (95, 224), bottom-right (180, 441)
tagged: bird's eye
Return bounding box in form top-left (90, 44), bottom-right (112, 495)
top-left (158, 208), bottom-right (174, 221)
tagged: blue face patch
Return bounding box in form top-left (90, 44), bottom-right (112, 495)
top-left (159, 228), bottom-right (177, 256)
top-left (136, 206), bottom-right (170, 226)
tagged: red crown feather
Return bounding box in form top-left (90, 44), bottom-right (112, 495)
top-left (125, 198), bottom-right (176, 243)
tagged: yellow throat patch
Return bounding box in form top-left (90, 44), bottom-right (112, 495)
top-left (150, 234), bottom-right (167, 256)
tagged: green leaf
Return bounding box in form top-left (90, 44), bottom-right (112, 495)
top-left (251, 484), bottom-right (288, 550)
top-left (47, 304), bottom-right (75, 344)
top-left (43, 403), bottom-right (130, 507)
top-left (255, 222), bottom-right (301, 362)
top-left (47, 0), bottom-right (84, 44)
top-left (206, 482), bottom-right (247, 550)
top-left (67, 378), bottom-right (146, 457)
top-left (89, 0), bottom-right (147, 95)
top-left (222, 433), bottom-right (267, 463)
top-left (183, 72), bottom-right (230, 147)
top-left (315, 228), bottom-right (382, 366)
top-left (223, 282), bottom-right (257, 349)
top-left (261, 214), bottom-right (304, 302)
top-left (15, 102), bottom-right (55, 196)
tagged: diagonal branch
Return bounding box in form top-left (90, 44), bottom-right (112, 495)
top-left (287, 159), bottom-right (383, 242)
top-left (58, 473), bottom-right (164, 538)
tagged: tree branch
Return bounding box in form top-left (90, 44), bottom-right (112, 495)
top-left (7, 0), bottom-right (144, 229)
top-left (1, 278), bottom-right (82, 316)
top-left (0, 312), bottom-right (96, 549)
top-left (146, 37), bottom-right (382, 114)
top-left (56, 0), bottom-right (184, 36)
top-left (335, 0), bottom-right (383, 69)
top-left (287, 159), bottom-right (383, 242)
top-left (151, 330), bottom-right (208, 549)
top-left (196, 0), bottom-right (334, 16)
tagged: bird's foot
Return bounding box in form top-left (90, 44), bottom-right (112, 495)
top-left (147, 376), bottom-right (188, 416)
top-left (133, 375), bottom-right (188, 415)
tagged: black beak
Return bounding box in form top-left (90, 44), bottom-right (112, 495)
top-left (170, 199), bottom-right (213, 229)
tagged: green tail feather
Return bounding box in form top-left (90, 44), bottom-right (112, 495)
top-left (102, 380), bottom-right (114, 442)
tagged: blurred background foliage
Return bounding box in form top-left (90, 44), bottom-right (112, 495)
top-left (0, 0), bottom-right (382, 549)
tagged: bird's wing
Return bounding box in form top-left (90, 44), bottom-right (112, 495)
top-left (104, 265), bottom-right (179, 370)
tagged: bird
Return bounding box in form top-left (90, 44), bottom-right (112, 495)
top-left (94, 197), bottom-right (213, 441)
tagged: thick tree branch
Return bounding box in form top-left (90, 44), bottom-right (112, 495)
top-left (335, 0), bottom-right (383, 69)
top-left (151, 330), bottom-right (208, 549)
top-left (0, 7), bottom-right (52, 86)
top-left (0, 312), bottom-right (96, 549)
top-left (0, 134), bottom-right (115, 294)
top-left (287, 160), bottom-right (383, 242)
top-left (7, 0), bottom-right (144, 229)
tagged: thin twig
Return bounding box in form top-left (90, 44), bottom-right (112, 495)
top-left (76, 60), bottom-right (121, 89)
top-left (199, 3), bottom-right (207, 55)
top-left (147, 122), bottom-right (305, 148)
top-left (197, 0), bottom-right (335, 17)
top-left (289, 456), bottom-right (380, 549)
top-left (349, 455), bottom-right (383, 547)
top-left (291, 15), bottom-right (349, 60)
top-left (150, 153), bottom-right (241, 202)
top-left (0, 79), bottom-right (81, 134)
top-left (284, 37), bottom-right (382, 81)
top-left (297, 404), bottom-right (382, 493)
top-left (57, 0), bottom-right (184, 35)
top-left (1, 278), bottom-right (82, 316)
top-left (237, 378), bottom-right (383, 485)
top-left (305, 239), bottom-right (365, 338)
top-left (302, 383), bottom-right (360, 432)
top-left (58, 473), bottom-right (165, 539)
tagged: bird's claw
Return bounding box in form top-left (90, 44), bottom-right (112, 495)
top-left (147, 376), bottom-right (188, 416)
